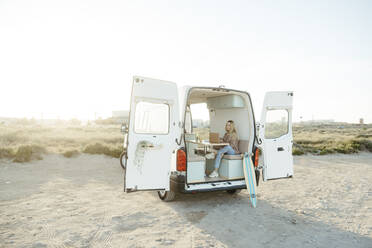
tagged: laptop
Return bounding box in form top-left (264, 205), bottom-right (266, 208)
top-left (209, 132), bottom-right (220, 143)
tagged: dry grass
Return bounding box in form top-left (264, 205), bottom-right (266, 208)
top-left (293, 123), bottom-right (372, 155)
top-left (13, 145), bottom-right (46, 163)
top-left (0, 147), bottom-right (15, 159)
top-left (0, 123), bottom-right (124, 162)
top-left (1, 121), bottom-right (371, 163)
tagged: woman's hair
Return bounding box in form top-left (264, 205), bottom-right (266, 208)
top-left (226, 120), bottom-right (238, 136)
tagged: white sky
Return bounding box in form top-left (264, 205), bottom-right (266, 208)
top-left (1, 0), bottom-right (371, 122)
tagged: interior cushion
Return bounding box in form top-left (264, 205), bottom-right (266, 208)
top-left (223, 140), bottom-right (248, 160)
top-left (223, 154), bottom-right (244, 160)
top-left (238, 140), bottom-right (249, 153)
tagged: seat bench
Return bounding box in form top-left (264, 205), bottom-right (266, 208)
top-left (187, 155), bottom-right (206, 183)
top-left (219, 139), bottom-right (248, 179)
top-left (223, 154), bottom-right (243, 160)
top-left (219, 159), bottom-right (244, 179)
top-left (222, 139), bottom-right (248, 160)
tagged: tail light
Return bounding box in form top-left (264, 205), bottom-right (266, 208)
top-left (177, 149), bottom-right (186, 171)
top-left (254, 148), bottom-right (259, 167)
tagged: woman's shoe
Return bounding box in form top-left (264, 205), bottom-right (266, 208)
top-left (205, 153), bottom-right (215, 159)
top-left (208, 171), bottom-right (219, 178)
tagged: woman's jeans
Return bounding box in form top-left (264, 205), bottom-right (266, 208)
top-left (214, 145), bottom-right (236, 169)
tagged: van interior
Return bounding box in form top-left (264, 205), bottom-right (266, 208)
top-left (184, 88), bottom-right (254, 184)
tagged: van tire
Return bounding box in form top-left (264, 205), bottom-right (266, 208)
top-left (158, 190), bottom-right (176, 202)
top-left (227, 189), bottom-right (241, 194)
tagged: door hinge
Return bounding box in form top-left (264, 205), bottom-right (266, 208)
top-left (134, 78), bottom-right (144, 83)
top-left (126, 185), bottom-right (138, 193)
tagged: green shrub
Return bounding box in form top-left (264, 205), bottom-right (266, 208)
top-left (363, 140), bottom-right (372, 152)
top-left (83, 143), bottom-right (122, 158)
top-left (292, 148), bottom-right (305, 155)
top-left (351, 139), bottom-right (372, 152)
top-left (295, 139), bottom-right (329, 145)
top-left (83, 143), bottom-right (109, 155)
top-left (356, 134), bottom-right (372, 138)
top-left (13, 145), bottom-right (46, 163)
top-left (0, 147), bottom-right (15, 159)
top-left (319, 148), bottom-right (335, 155)
top-left (63, 149), bottom-right (80, 158)
top-left (334, 143), bottom-right (358, 154)
top-left (109, 146), bottom-right (122, 158)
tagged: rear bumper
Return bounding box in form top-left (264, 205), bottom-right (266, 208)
top-left (170, 175), bottom-right (247, 193)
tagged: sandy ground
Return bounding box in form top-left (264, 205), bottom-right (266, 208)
top-left (0, 153), bottom-right (371, 248)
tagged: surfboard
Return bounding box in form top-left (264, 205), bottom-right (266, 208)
top-left (243, 152), bottom-right (257, 208)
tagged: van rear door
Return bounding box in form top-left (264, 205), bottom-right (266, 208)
top-left (259, 92), bottom-right (293, 181)
top-left (125, 76), bottom-right (180, 192)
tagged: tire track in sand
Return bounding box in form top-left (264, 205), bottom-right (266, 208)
top-left (87, 210), bottom-right (113, 248)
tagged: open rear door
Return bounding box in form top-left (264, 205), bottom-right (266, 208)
top-left (125, 76), bottom-right (179, 192)
top-left (259, 92), bottom-right (293, 181)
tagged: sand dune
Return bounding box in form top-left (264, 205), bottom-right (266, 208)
top-left (0, 154), bottom-right (371, 247)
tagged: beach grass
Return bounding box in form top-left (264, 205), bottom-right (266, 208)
top-left (1, 121), bottom-right (371, 162)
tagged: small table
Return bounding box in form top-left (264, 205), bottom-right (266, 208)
top-left (186, 140), bottom-right (229, 154)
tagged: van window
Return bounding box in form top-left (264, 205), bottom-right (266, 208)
top-left (265, 109), bottom-right (288, 139)
top-left (134, 101), bottom-right (169, 134)
top-left (185, 106), bottom-right (192, 134)
top-left (190, 103), bottom-right (210, 140)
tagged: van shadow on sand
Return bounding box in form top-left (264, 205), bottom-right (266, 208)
top-left (161, 191), bottom-right (372, 248)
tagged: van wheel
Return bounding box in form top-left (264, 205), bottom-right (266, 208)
top-left (227, 189), bottom-right (241, 194)
top-left (158, 190), bottom-right (176, 202)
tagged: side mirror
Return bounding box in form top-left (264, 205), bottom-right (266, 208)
top-left (121, 123), bottom-right (129, 133)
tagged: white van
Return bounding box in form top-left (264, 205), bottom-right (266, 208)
top-left (121, 76), bottom-right (293, 201)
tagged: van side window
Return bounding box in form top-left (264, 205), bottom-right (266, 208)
top-left (185, 106), bottom-right (192, 134)
top-left (134, 101), bottom-right (169, 134)
top-left (265, 109), bottom-right (288, 139)
top-left (190, 103), bottom-right (210, 140)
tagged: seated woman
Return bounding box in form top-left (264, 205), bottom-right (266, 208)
top-left (209, 120), bottom-right (239, 178)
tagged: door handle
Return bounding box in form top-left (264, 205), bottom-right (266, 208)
top-left (277, 147), bottom-right (284, 151)
top-left (139, 142), bottom-right (162, 149)
top-left (141, 144), bottom-right (154, 148)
